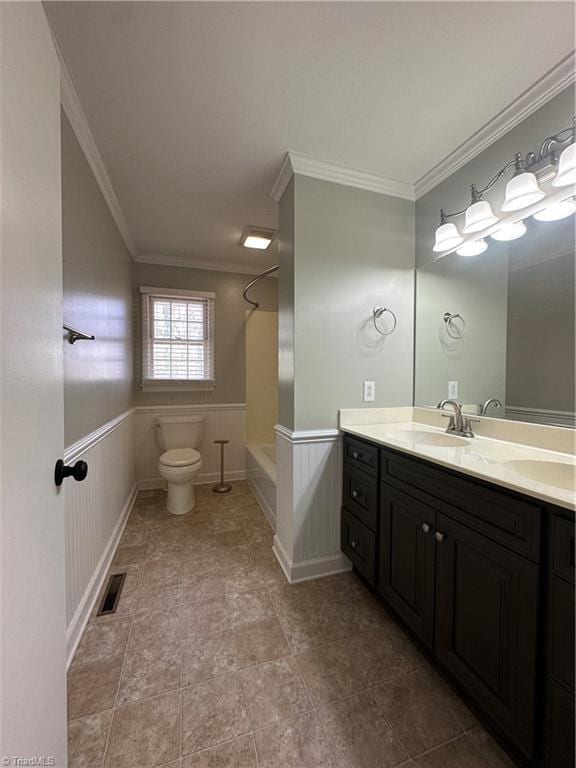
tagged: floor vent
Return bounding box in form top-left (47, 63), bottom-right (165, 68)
top-left (97, 572), bottom-right (127, 616)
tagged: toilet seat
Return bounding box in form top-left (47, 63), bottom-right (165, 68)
top-left (159, 448), bottom-right (202, 467)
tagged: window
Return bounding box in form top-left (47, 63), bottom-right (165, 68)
top-left (140, 286), bottom-right (215, 390)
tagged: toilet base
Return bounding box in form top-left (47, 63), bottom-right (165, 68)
top-left (166, 481), bottom-right (196, 515)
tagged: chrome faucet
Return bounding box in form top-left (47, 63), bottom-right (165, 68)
top-left (437, 399), bottom-right (477, 438)
top-left (480, 397), bottom-right (502, 415)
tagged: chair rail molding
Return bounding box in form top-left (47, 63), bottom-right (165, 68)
top-left (274, 424), bottom-right (351, 583)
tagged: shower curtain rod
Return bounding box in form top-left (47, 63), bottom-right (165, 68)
top-left (243, 264), bottom-right (279, 309)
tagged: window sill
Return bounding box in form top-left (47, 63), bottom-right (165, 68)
top-left (141, 380), bottom-right (216, 392)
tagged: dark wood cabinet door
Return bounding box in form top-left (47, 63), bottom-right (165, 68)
top-left (378, 485), bottom-right (436, 648)
top-left (435, 513), bottom-right (538, 758)
top-left (546, 677), bottom-right (575, 768)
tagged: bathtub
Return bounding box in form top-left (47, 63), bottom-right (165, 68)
top-left (246, 443), bottom-right (276, 529)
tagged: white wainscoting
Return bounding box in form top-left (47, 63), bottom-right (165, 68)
top-left (273, 425), bottom-right (351, 583)
top-left (64, 410), bottom-right (136, 667)
top-left (134, 404), bottom-right (247, 489)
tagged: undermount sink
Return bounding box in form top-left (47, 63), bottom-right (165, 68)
top-left (394, 430), bottom-right (470, 448)
top-left (505, 459), bottom-right (576, 492)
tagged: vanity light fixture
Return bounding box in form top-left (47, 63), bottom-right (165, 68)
top-left (456, 239), bottom-right (487, 257)
top-left (433, 210), bottom-right (464, 252)
top-left (552, 141), bottom-right (576, 187)
top-left (432, 119), bottom-right (576, 257)
top-left (533, 197), bottom-right (576, 222)
top-left (240, 227), bottom-right (276, 250)
top-left (490, 221), bottom-right (527, 242)
top-left (501, 155), bottom-right (545, 212)
top-left (462, 187), bottom-right (499, 233)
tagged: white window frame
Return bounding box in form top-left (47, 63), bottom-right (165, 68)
top-left (140, 286), bottom-right (216, 392)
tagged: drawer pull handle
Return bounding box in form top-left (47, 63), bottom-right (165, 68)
top-left (435, 531), bottom-right (446, 543)
top-left (352, 451), bottom-right (362, 460)
top-left (351, 490), bottom-right (359, 499)
top-left (422, 523), bottom-right (431, 534)
top-left (350, 539), bottom-right (359, 549)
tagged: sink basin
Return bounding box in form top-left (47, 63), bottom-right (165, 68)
top-left (505, 459), bottom-right (576, 492)
top-left (393, 430), bottom-right (470, 448)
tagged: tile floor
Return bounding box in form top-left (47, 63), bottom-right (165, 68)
top-left (68, 481), bottom-right (515, 768)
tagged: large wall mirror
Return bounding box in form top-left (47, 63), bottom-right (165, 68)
top-left (414, 213), bottom-right (575, 427)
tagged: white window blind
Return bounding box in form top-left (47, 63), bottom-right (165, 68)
top-left (141, 287), bottom-right (215, 389)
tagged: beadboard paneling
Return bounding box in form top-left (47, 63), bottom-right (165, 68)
top-left (64, 411), bottom-right (136, 663)
top-left (134, 404), bottom-right (247, 488)
top-left (274, 425), bottom-right (351, 582)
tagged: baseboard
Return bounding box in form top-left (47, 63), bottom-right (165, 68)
top-left (247, 477), bottom-right (276, 531)
top-left (65, 483), bottom-right (138, 669)
top-left (273, 535), bottom-right (351, 584)
top-left (138, 469), bottom-right (247, 491)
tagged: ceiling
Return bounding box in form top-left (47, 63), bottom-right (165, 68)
top-left (45, 1), bottom-right (575, 272)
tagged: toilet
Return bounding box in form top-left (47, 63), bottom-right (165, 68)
top-left (156, 415), bottom-right (205, 515)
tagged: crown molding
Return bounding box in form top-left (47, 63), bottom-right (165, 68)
top-left (415, 52), bottom-right (576, 200)
top-left (134, 252), bottom-right (276, 277)
top-left (53, 34), bottom-right (137, 258)
top-left (271, 151), bottom-right (415, 203)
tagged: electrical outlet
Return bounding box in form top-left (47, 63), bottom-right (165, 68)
top-left (448, 381), bottom-right (459, 399)
top-left (363, 381), bottom-right (376, 402)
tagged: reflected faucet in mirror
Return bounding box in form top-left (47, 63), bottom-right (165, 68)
top-left (481, 397), bottom-right (503, 415)
top-left (437, 399), bottom-right (478, 438)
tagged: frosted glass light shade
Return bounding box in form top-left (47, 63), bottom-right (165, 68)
top-left (552, 143), bottom-right (576, 187)
top-left (462, 200), bottom-right (499, 234)
top-left (490, 221), bottom-right (527, 241)
top-left (456, 239), bottom-right (488, 257)
top-left (501, 172), bottom-right (545, 212)
top-left (533, 198), bottom-right (576, 221)
top-left (433, 222), bottom-right (463, 252)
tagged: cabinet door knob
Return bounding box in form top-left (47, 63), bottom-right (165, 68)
top-left (422, 523), bottom-right (431, 534)
top-left (351, 490), bottom-right (359, 499)
top-left (352, 451), bottom-right (359, 459)
top-left (435, 531), bottom-right (446, 543)
top-left (350, 539), bottom-right (359, 549)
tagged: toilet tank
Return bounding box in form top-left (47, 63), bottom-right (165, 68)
top-left (155, 415), bottom-right (205, 452)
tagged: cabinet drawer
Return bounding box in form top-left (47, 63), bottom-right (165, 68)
top-left (550, 512), bottom-right (575, 584)
top-left (341, 508), bottom-right (376, 586)
top-left (343, 464), bottom-right (378, 531)
top-left (549, 574), bottom-right (575, 694)
top-left (344, 436), bottom-right (378, 477)
top-left (381, 448), bottom-right (541, 561)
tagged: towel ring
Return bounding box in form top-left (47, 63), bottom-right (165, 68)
top-left (372, 306), bottom-right (397, 336)
top-left (443, 312), bottom-right (466, 340)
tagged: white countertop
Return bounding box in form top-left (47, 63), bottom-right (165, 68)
top-left (340, 420), bottom-right (576, 512)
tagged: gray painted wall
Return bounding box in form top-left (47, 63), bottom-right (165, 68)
top-left (132, 263), bottom-right (277, 406)
top-left (279, 175), bottom-right (415, 431)
top-left (62, 113), bottom-right (133, 445)
top-left (415, 87), bottom-right (575, 268)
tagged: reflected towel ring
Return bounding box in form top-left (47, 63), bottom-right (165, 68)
top-left (372, 306), bottom-right (397, 336)
top-left (443, 312), bottom-right (466, 340)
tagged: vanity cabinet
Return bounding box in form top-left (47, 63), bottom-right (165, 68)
top-left (341, 433), bottom-right (574, 768)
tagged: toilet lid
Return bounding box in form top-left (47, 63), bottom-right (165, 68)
top-left (159, 448), bottom-right (201, 467)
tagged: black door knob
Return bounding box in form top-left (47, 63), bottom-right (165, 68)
top-left (54, 459), bottom-right (88, 486)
